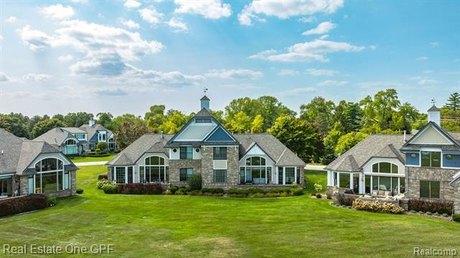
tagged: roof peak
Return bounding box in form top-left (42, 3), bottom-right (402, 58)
top-left (428, 104), bottom-right (440, 112)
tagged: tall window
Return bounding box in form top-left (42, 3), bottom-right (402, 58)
top-left (180, 146), bottom-right (193, 160)
top-left (139, 156), bottom-right (168, 183)
top-left (180, 168), bottom-right (193, 181)
top-left (34, 158), bottom-right (67, 193)
top-left (372, 162), bottom-right (398, 173)
top-left (420, 181), bottom-right (440, 198)
top-left (213, 170), bottom-right (227, 183)
top-left (240, 156), bottom-right (271, 184)
top-left (213, 147), bottom-right (227, 160)
top-left (421, 152), bottom-right (441, 168)
top-left (65, 139), bottom-right (77, 145)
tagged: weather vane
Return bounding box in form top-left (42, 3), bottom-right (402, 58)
top-left (431, 98), bottom-right (436, 105)
top-left (203, 87), bottom-right (208, 95)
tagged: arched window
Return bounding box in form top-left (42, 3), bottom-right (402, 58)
top-left (34, 158), bottom-right (69, 193)
top-left (240, 156), bottom-right (272, 185)
top-left (65, 139), bottom-right (77, 145)
top-left (372, 162), bottom-right (398, 174)
top-left (139, 156), bottom-right (168, 183)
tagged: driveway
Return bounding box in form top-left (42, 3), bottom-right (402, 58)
top-left (305, 164), bottom-right (326, 171)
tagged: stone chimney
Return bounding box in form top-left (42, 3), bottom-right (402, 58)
top-left (427, 100), bottom-right (441, 126)
top-left (89, 119), bottom-right (96, 127)
top-left (200, 95), bottom-right (210, 110)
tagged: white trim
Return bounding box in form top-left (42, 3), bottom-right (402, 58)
top-left (408, 124), bottom-right (454, 146)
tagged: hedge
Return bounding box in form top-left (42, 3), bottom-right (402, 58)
top-left (0, 195), bottom-right (48, 217)
top-left (408, 199), bottom-right (454, 215)
top-left (118, 183), bottom-right (164, 195)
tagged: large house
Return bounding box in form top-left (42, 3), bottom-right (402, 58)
top-left (35, 120), bottom-right (117, 155)
top-left (107, 96), bottom-right (305, 188)
top-left (0, 128), bottom-right (77, 198)
top-left (326, 104), bottom-right (460, 213)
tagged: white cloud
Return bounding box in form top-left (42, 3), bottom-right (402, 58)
top-left (58, 54), bottom-right (74, 62)
top-left (18, 20), bottom-right (163, 77)
top-left (71, 0), bottom-right (88, 3)
top-left (250, 39), bottom-right (364, 62)
top-left (139, 7), bottom-right (164, 25)
top-left (319, 34), bottom-right (329, 40)
top-left (239, 0), bottom-right (343, 26)
top-left (317, 80), bottom-right (347, 86)
top-left (167, 18), bottom-right (188, 32)
top-left (0, 72), bottom-right (10, 82)
top-left (416, 56), bottom-right (429, 61)
top-left (282, 87), bottom-right (317, 96)
top-left (298, 16), bottom-right (315, 23)
top-left (302, 21), bottom-right (336, 35)
top-left (306, 68), bottom-right (337, 76)
top-left (121, 19), bottom-right (140, 29)
top-left (23, 73), bottom-right (52, 82)
top-left (126, 65), bottom-right (205, 86)
top-left (205, 69), bottom-right (263, 80)
top-left (17, 25), bottom-right (52, 51)
top-left (174, 0), bottom-right (231, 19)
top-left (5, 16), bottom-right (17, 23)
top-left (124, 0), bottom-right (141, 8)
top-left (278, 69), bottom-right (299, 76)
top-left (40, 4), bottom-right (75, 20)
top-left (410, 76), bottom-right (438, 86)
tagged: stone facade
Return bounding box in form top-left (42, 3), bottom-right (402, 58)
top-left (200, 145), bottom-right (239, 189)
top-left (405, 167), bottom-right (458, 201)
top-left (169, 158), bottom-right (202, 187)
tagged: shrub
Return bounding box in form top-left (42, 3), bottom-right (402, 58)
top-left (96, 142), bottom-right (108, 152)
top-left (336, 193), bottom-right (357, 206)
top-left (352, 199), bottom-right (404, 214)
top-left (314, 183), bottom-right (323, 193)
top-left (118, 183), bottom-right (164, 195)
top-left (408, 199), bottom-right (454, 215)
top-left (98, 174), bottom-right (108, 181)
top-left (452, 214), bottom-right (460, 222)
top-left (97, 179), bottom-right (112, 190)
top-left (247, 188), bottom-right (265, 195)
top-left (163, 189), bottom-right (172, 195)
top-left (101, 183), bottom-right (118, 194)
top-left (201, 188), bottom-right (225, 195)
top-left (187, 173), bottom-right (202, 191)
top-left (188, 190), bottom-right (201, 196)
top-left (268, 188), bottom-right (291, 194)
top-left (316, 193), bottom-right (322, 199)
top-left (47, 196), bottom-right (57, 207)
top-left (76, 189), bottom-right (84, 194)
top-left (170, 185), bottom-right (179, 194)
top-left (227, 188), bottom-right (249, 197)
top-left (292, 188), bottom-right (304, 196)
top-left (250, 193), bottom-right (265, 198)
top-left (0, 195), bottom-right (48, 217)
top-left (176, 188), bottom-right (188, 195)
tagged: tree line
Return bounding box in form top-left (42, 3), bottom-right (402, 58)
top-left (1, 89), bottom-right (459, 164)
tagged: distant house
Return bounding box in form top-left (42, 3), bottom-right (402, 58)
top-left (326, 104), bottom-right (460, 214)
top-left (107, 96), bottom-right (305, 188)
top-left (35, 120), bottom-right (117, 155)
top-left (0, 128), bottom-right (77, 198)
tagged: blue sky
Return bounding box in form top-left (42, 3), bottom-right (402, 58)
top-left (0, 0), bottom-right (459, 116)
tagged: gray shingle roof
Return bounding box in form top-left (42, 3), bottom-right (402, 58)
top-left (1, 129), bottom-right (76, 175)
top-left (34, 128), bottom-right (75, 146)
top-left (326, 134), bottom-right (407, 172)
top-left (427, 105), bottom-right (441, 112)
top-left (233, 134), bottom-right (305, 166)
top-left (79, 124), bottom-right (113, 141)
top-left (107, 134), bottom-right (172, 166)
top-left (62, 127), bottom-right (86, 134)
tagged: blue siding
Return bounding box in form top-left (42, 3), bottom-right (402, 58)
top-left (443, 154), bottom-right (460, 168)
top-left (205, 127), bottom-right (234, 142)
top-left (406, 153), bottom-right (420, 166)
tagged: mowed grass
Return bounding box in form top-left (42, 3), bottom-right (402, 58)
top-left (0, 167), bottom-right (459, 257)
top-left (69, 154), bottom-right (116, 163)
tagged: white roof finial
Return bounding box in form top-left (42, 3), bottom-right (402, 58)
top-left (431, 98), bottom-right (436, 106)
top-left (203, 87), bottom-right (208, 95)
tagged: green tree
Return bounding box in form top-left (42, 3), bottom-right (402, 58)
top-left (0, 114), bottom-right (29, 138)
top-left (334, 101), bottom-right (362, 133)
top-left (159, 110), bottom-right (188, 134)
top-left (226, 111), bottom-right (251, 133)
top-left (63, 112), bottom-right (94, 127)
top-left (334, 132), bottom-right (369, 155)
top-left (97, 112), bottom-right (114, 130)
top-left (31, 118), bottom-right (65, 138)
top-left (145, 105), bottom-right (166, 132)
top-left (114, 118), bottom-right (149, 149)
top-left (96, 142), bottom-right (108, 153)
top-left (268, 115), bottom-right (321, 163)
top-left (251, 114), bottom-right (264, 133)
top-left (256, 96), bottom-right (295, 131)
top-left (445, 92), bottom-right (460, 111)
top-left (300, 97), bottom-right (335, 138)
top-left (360, 89), bottom-right (401, 131)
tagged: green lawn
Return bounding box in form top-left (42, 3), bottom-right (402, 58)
top-left (69, 153), bottom-right (117, 163)
top-left (0, 167), bottom-right (459, 257)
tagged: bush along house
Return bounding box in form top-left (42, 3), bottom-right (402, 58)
top-left (107, 95), bottom-right (305, 189)
top-left (0, 128), bottom-right (77, 198)
top-left (326, 103), bottom-right (460, 214)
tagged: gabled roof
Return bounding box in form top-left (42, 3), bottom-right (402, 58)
top-left (62, 127), bottom-right (86, 134)
top-left (200, 95), bottom-right (210, 101)
top-left (427, 105), bottom-right (441, 112)
top-left (401, 121), bottom-right (460, 151)
top-left (166, 108), bottom-right (237, 147)
top-left (79, 124), bottom-right (113, 142)
top-left (34, 128), bottom-right (77, 146)
top-left (326, 134), bottom-right (407, 172)
top-left (107, 134), bottom-right (172, 166)
top-left (0, 128), bottom-right (76, 175)
top-left (233, 134), bottom-right (305, 166)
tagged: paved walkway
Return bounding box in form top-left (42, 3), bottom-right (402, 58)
top-left (74, 161), bottom-right (108, 167)
top-left (305, 164), bottom-right (326, 171)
